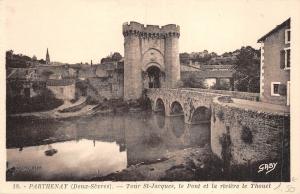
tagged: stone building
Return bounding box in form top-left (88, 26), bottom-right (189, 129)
top-left (123, 21), bottom-right (180, 100)
top-left (7, 68), bottom-right (43, 98)
top-left (46, 79), bottom-right (76, 100)
top-left (258, 18), bottom-right (290, 106)
top-left (76, 61), bottom-right (124, 101)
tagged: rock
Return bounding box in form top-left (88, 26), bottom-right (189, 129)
top-left (45, 148), bottom-right (58, 156)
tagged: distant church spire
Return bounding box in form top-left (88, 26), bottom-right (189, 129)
top-left (46, 48), bottom-right (50, 64)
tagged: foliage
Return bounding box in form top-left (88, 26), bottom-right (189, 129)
top-left (7, 89), bottom-right (63, 114)
top-left (179, 52), bottom-right (190, 64)
top-left (86, 95), bottom-right (101, 105)
top-left (233, 46), bottom-right (260, 93)
top-left (111, 52), bottom-right (122, 61)
top-left (6, 50), bottom-right (45, 68)
top-left (211, 79), bottom-right (231, 90)
top-left (182, 76), bottom-right (207, 88)
top-left (217, 110), bottom-right (224, 121)
top-left (219, 129), bottom-right (232, 173)
top-left (241, 126), bottom-right (253, 144)
top-left (101, 52), bottom-right (123, 63)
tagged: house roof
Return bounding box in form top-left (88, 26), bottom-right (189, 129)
top-left (46, 79), bottom-right (75, 86)
top-left (257, 18), bottom-right (290, 43)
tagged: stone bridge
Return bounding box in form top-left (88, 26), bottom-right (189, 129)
top-left (146, 88), bottom-right (289, 167)
top-left (146, 88), bottom-right (229, 124)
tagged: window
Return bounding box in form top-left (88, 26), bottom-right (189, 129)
top-left (284, 47), bottom-right (290, 69)
top-left (285, 29), bottom-right (290, 44)
top-left (271, 82), bottom-right (281, 96)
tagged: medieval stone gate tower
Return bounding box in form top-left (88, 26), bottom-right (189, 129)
top-left (123, 21), bottom-right (180, 100)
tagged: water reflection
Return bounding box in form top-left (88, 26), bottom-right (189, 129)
top-left (7, 139), bottom-right (127, 181)
top-left (7, 112), bottom-right (210, 181)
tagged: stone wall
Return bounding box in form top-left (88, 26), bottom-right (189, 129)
top-left (186, 88), bottom-right (259, 101)
top-left (211, 96), bottom-right (289, 165)
top-left (86, 73), bottom-right (124, 101)
top-left (47, 83), bottom-right (75, 101)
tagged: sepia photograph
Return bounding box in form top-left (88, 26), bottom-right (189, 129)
top-left (1, 0), bottom-right (299, 193)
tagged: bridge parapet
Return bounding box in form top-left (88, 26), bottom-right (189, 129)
top-left (184, 88), bottom-right (259, 101)
top-left (211, 95), bottom-right (289, 165)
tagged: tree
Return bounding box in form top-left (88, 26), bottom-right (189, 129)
top-left (32, 55), bottom-right (37, 61)
top-left (233, 46), bottom-right (260, 92)
top-left (100, 52), bottom-right (122, 63)
top-left (182, 75), bottom-right (207, 88)
top-left (39, 59), bottom-right (46, 64)
top-left (179, 52), bottom-right (190, 64)
top-left (100, 57), bottom-right (112, 63)
top-left (111, 52), bottom-right (122, 61)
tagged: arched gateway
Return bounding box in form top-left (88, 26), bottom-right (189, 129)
top-left (123, 21), bottom-right (180, 100)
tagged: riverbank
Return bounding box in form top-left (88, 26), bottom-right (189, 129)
top-left (91, 145), bottom-right (224, 181)
top-left (91, 142), bottom-right (285, 182)
top-left (8, 97), bottom-right (107, 119)
top-left (8, 97), bottom-right (150, 119)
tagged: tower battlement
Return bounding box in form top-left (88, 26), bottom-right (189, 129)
top-left (123, 21), bottom-right (180, 38)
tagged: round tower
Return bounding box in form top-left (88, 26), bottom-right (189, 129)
top-left (123, 22), bottom-right (143, 100)
top-left (162, 25), bottom-right (180, 88)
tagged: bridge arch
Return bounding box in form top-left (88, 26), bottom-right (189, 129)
top-left (170, 101), bottom-right (184, 116)
top-left (191, 106), bottom-right (211, 124)
top-left (154, 98), bottom-right (165, 113)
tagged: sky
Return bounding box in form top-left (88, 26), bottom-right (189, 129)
top-left (3, 0), bottom-right (294, 64)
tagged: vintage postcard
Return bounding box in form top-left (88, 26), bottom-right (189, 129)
top-left (0, 0), bottom-right (300, 193)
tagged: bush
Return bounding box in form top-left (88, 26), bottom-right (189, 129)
top-left (86, 96), bottom-right (101, 105)
top-left (217, 110), bottom-right (224, 121)
top-left (241, 126), bottom-right (253, 144)
top-left (7, 89), bottom-right (63, 114)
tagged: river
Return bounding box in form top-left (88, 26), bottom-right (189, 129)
top-left (6, 111), bottom-right (210, 181)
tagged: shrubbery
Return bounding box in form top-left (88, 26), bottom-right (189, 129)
top-left (7, 89), bottom-right (63, 114)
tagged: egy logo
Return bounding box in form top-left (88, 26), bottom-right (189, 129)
top-left (258, 162), bottom-right (277, 174)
